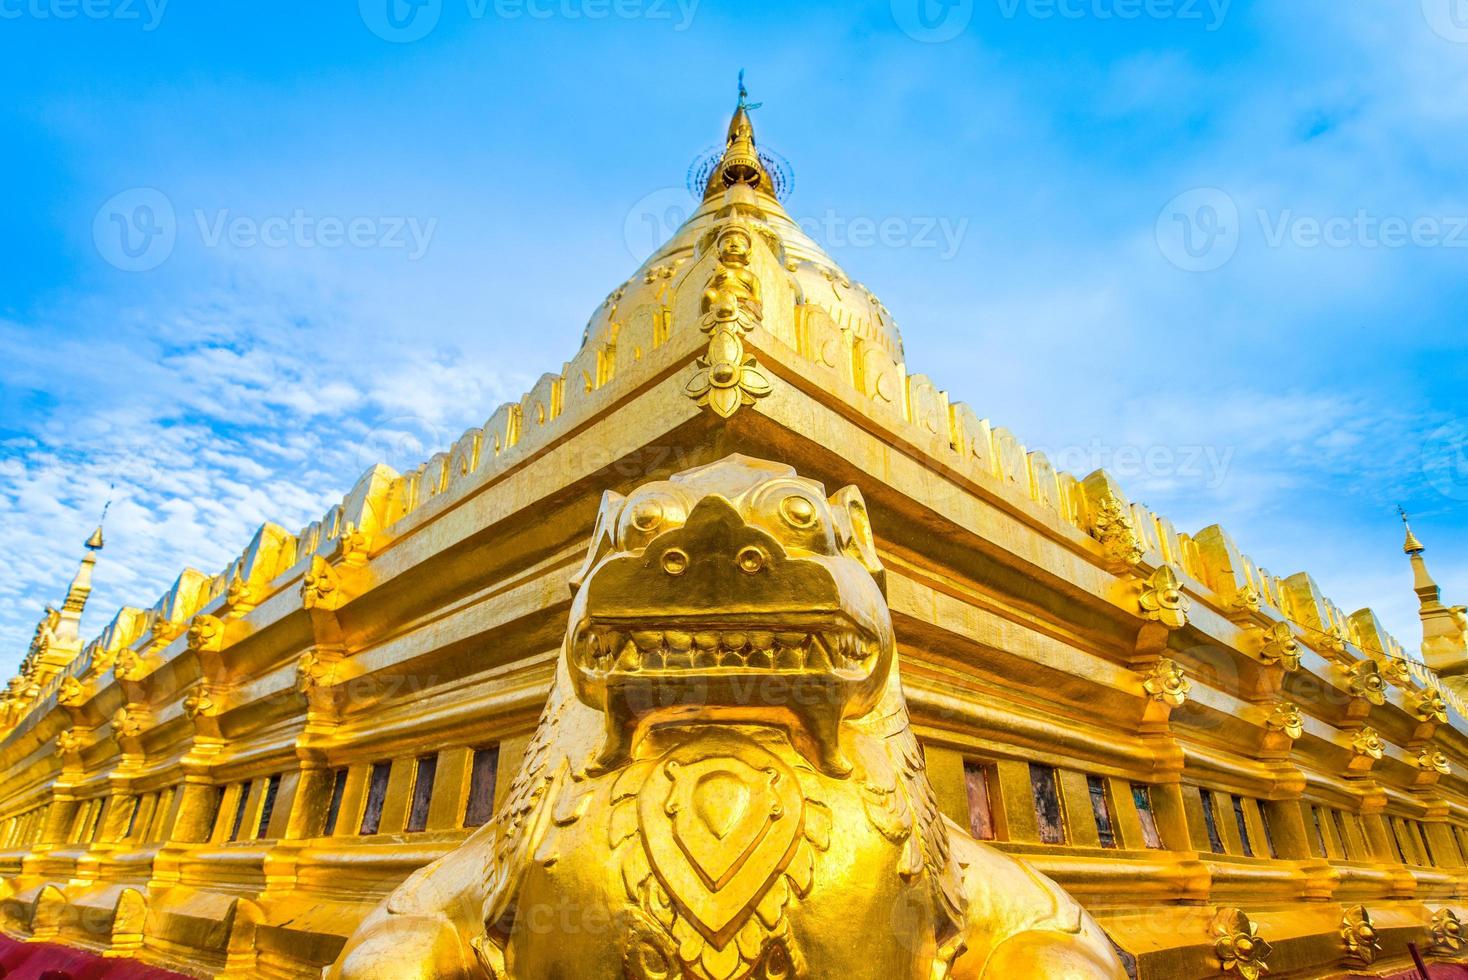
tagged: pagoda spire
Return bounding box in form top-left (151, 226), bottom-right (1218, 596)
top-left (1398, 508), bottom-right (1467, 676)
top-left (55, 496), bottom-right (109, 646)
top-left (704, 70), bottom-right (776, 201)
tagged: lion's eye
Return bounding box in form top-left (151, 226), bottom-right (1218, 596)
top-left (630, 499), bottom-right (664, 532)
top-left (779, 494), bottom-right (818, 530)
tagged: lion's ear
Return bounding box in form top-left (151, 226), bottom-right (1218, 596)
top-left (829, 485), bottom-right (885, 594)
top-left (568, 490), bottom-right (625, 594)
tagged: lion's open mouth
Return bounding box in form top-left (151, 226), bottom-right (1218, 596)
top-left (574, 623), bottom-right (879, 678)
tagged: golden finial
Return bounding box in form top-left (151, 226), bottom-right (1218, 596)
top-left (709, 70), bottom-right (770, 196)
top-left (85, 487), bottom-right (113, 551)
top-left (1400, 505), bottom-right (1424, 555)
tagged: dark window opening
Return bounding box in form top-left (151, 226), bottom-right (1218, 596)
top-left (122, 796), bottom-right (140, 839)
top-left (1088, 776), bottom-right (1115, 849)
top-left (1231, 795), bottom-right (1253, 857)
top-left (463, 747), bottom-right (500, 828)
top-left (406, 755), bottom-right (438, 833)
top-left (323, 768), bottom-right (348, 836)
top-left (964, 762), bottom-right (996, 841)
top-left (1331, 809), bottom-right (1352, 860)
top-left (1029, 764), bottom-right (1065, 845)
top-left (228, 783), bottom-right (250, 842)
top-left (1260, 804), bottom-right (1278, 858)
top-left (1201, 791), bottom-right (1224, 854)
top-left (1133, 784), bottom-right (1163, 849)
top-left (1388, 818), bottom-right (1407, 863)
top-left (1417, 822), bottom-right (1436, 867)
top-left (1310, 806), bottom-right (1329, 858)
top-left (360, 762), bottom-right (391, 835)
top-left (256, 774), bottom-right (281, 839)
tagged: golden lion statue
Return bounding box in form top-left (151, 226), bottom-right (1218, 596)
top-left (327, 456), bottom-right (1126, 979)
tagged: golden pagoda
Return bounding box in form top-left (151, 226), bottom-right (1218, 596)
top-left (2, 87), bottom-right (1467, 980)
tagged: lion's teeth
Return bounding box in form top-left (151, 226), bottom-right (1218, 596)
top-left (666, 631), bottom-right (692, 652)
top-left (633, 631), bottom-right (662, 652)
top-left (749, 630), bottom-right (774, 651)
top-left (776, 632), bottom-right (806, 647)
top-left (693, 632), bottom-right (719, 651)
top-left (694, 649), bottom-right (718, 669)
top-left (722, 632), bottom-right (748, 652)
top-left (774, 645), bottom-right (802, 670)
top-left (746, 648), bottom-right (772, 669)
top-left (665, 649), bottom-right (693, 669)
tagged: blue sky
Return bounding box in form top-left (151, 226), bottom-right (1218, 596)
top-left (1, 0), bottom-right (1465, 675)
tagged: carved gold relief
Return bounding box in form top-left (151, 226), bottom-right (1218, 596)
top-left (186, 613), bottom-right (224, 653)
top-left (1265, 701), bottom-right (1303, 740)
top-left (1340, 905), bottom-right (1381, 966)
top-left (1351, 727), bottom-right (1385, 762)
top-left (1138, 564), bottom-right (1189, 630)
top-left (1412, 687), bottom-right (1450, 724)
top-left (1257, 621), bottom-right (1301, 672)
top-left (328, 456), bottom-right (1127, 980)
top-left (182, 686), bottom-right (217, 720)
top-left (1213, 908), bottom-right (1272, 980)
top-left (1143, 658), bottom-right (1191, 707)
top-left (57, 676), bottom-right (85, 708)
top-left (1092, 495), bottom-right (1143, 568)
top-left (301, 555), bottom-right (342, 611)
top-left (1416, 747), bottom-right (1451, 775)
top-left (1344, 660), bottom-right (1387, 705)
top-left (1432, 907), bottom-right (1464, 953)
top-left (686, 224), bottom-right (773, 418)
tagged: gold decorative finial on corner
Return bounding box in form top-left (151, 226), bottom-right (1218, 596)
top-left (1399, 505), bottom-right (1425, 555)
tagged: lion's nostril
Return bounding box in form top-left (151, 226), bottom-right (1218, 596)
top-left (736, 545), bottom-right (767, 574)
top-left (661, 548), bottom-right (690, 576)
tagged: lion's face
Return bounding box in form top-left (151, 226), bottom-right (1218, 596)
top-left (566, 455), bottom-right (893, 776)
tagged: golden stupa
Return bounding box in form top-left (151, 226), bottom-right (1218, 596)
top-left (2, 86), bottom-right (1467, 980)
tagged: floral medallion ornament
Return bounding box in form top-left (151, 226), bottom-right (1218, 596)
top-left (1412, 687), bottom-right (1450, 724)
top-left (1341, 905), bottom-right (1381, 966)
top-left (1213, 908), bottom-right (1272, 980)
top-left (1416, 748), bottom-right (1451, 775)
top-left (57, 676), bottom-right (85, 708)
top-left (1228, 585), bottom-right (1262, 617)
top-left (1351, 727), bottom-right (1385, 761)
top-left (685, 224), bottom-right (773, 419)
top-left (1139, 564), bottom-right (1189, 630)
top-left (1432, 908), bottom-right (1464, 953)
top-left (301, 555), bottom-right (341, 610)
top-left (182, 687), bottom-right (216, 721)
top-left (1143, 658), bottom-right (1191, 707)
top-left (226, 568), bottom-right (252, 606)
top-left (112, 706), bottom-right (144, 740)
top-left (1344, 660), bottom-right (1387, 706)
top-left (56, 728), bottom-right (83, 755)
top-left (115, 649), bottom-right (147, 682)
top-left (1093, 496), bottom-right (1144, 568)
top-left (1379, 655), bottom-right (1411, 688)
top-left (187, 614), bottom-right (224, 653)
top-left (1257, 621), bottom-right (1301, 672)
top-left (1266, 701), bottom-right (1304, 741)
